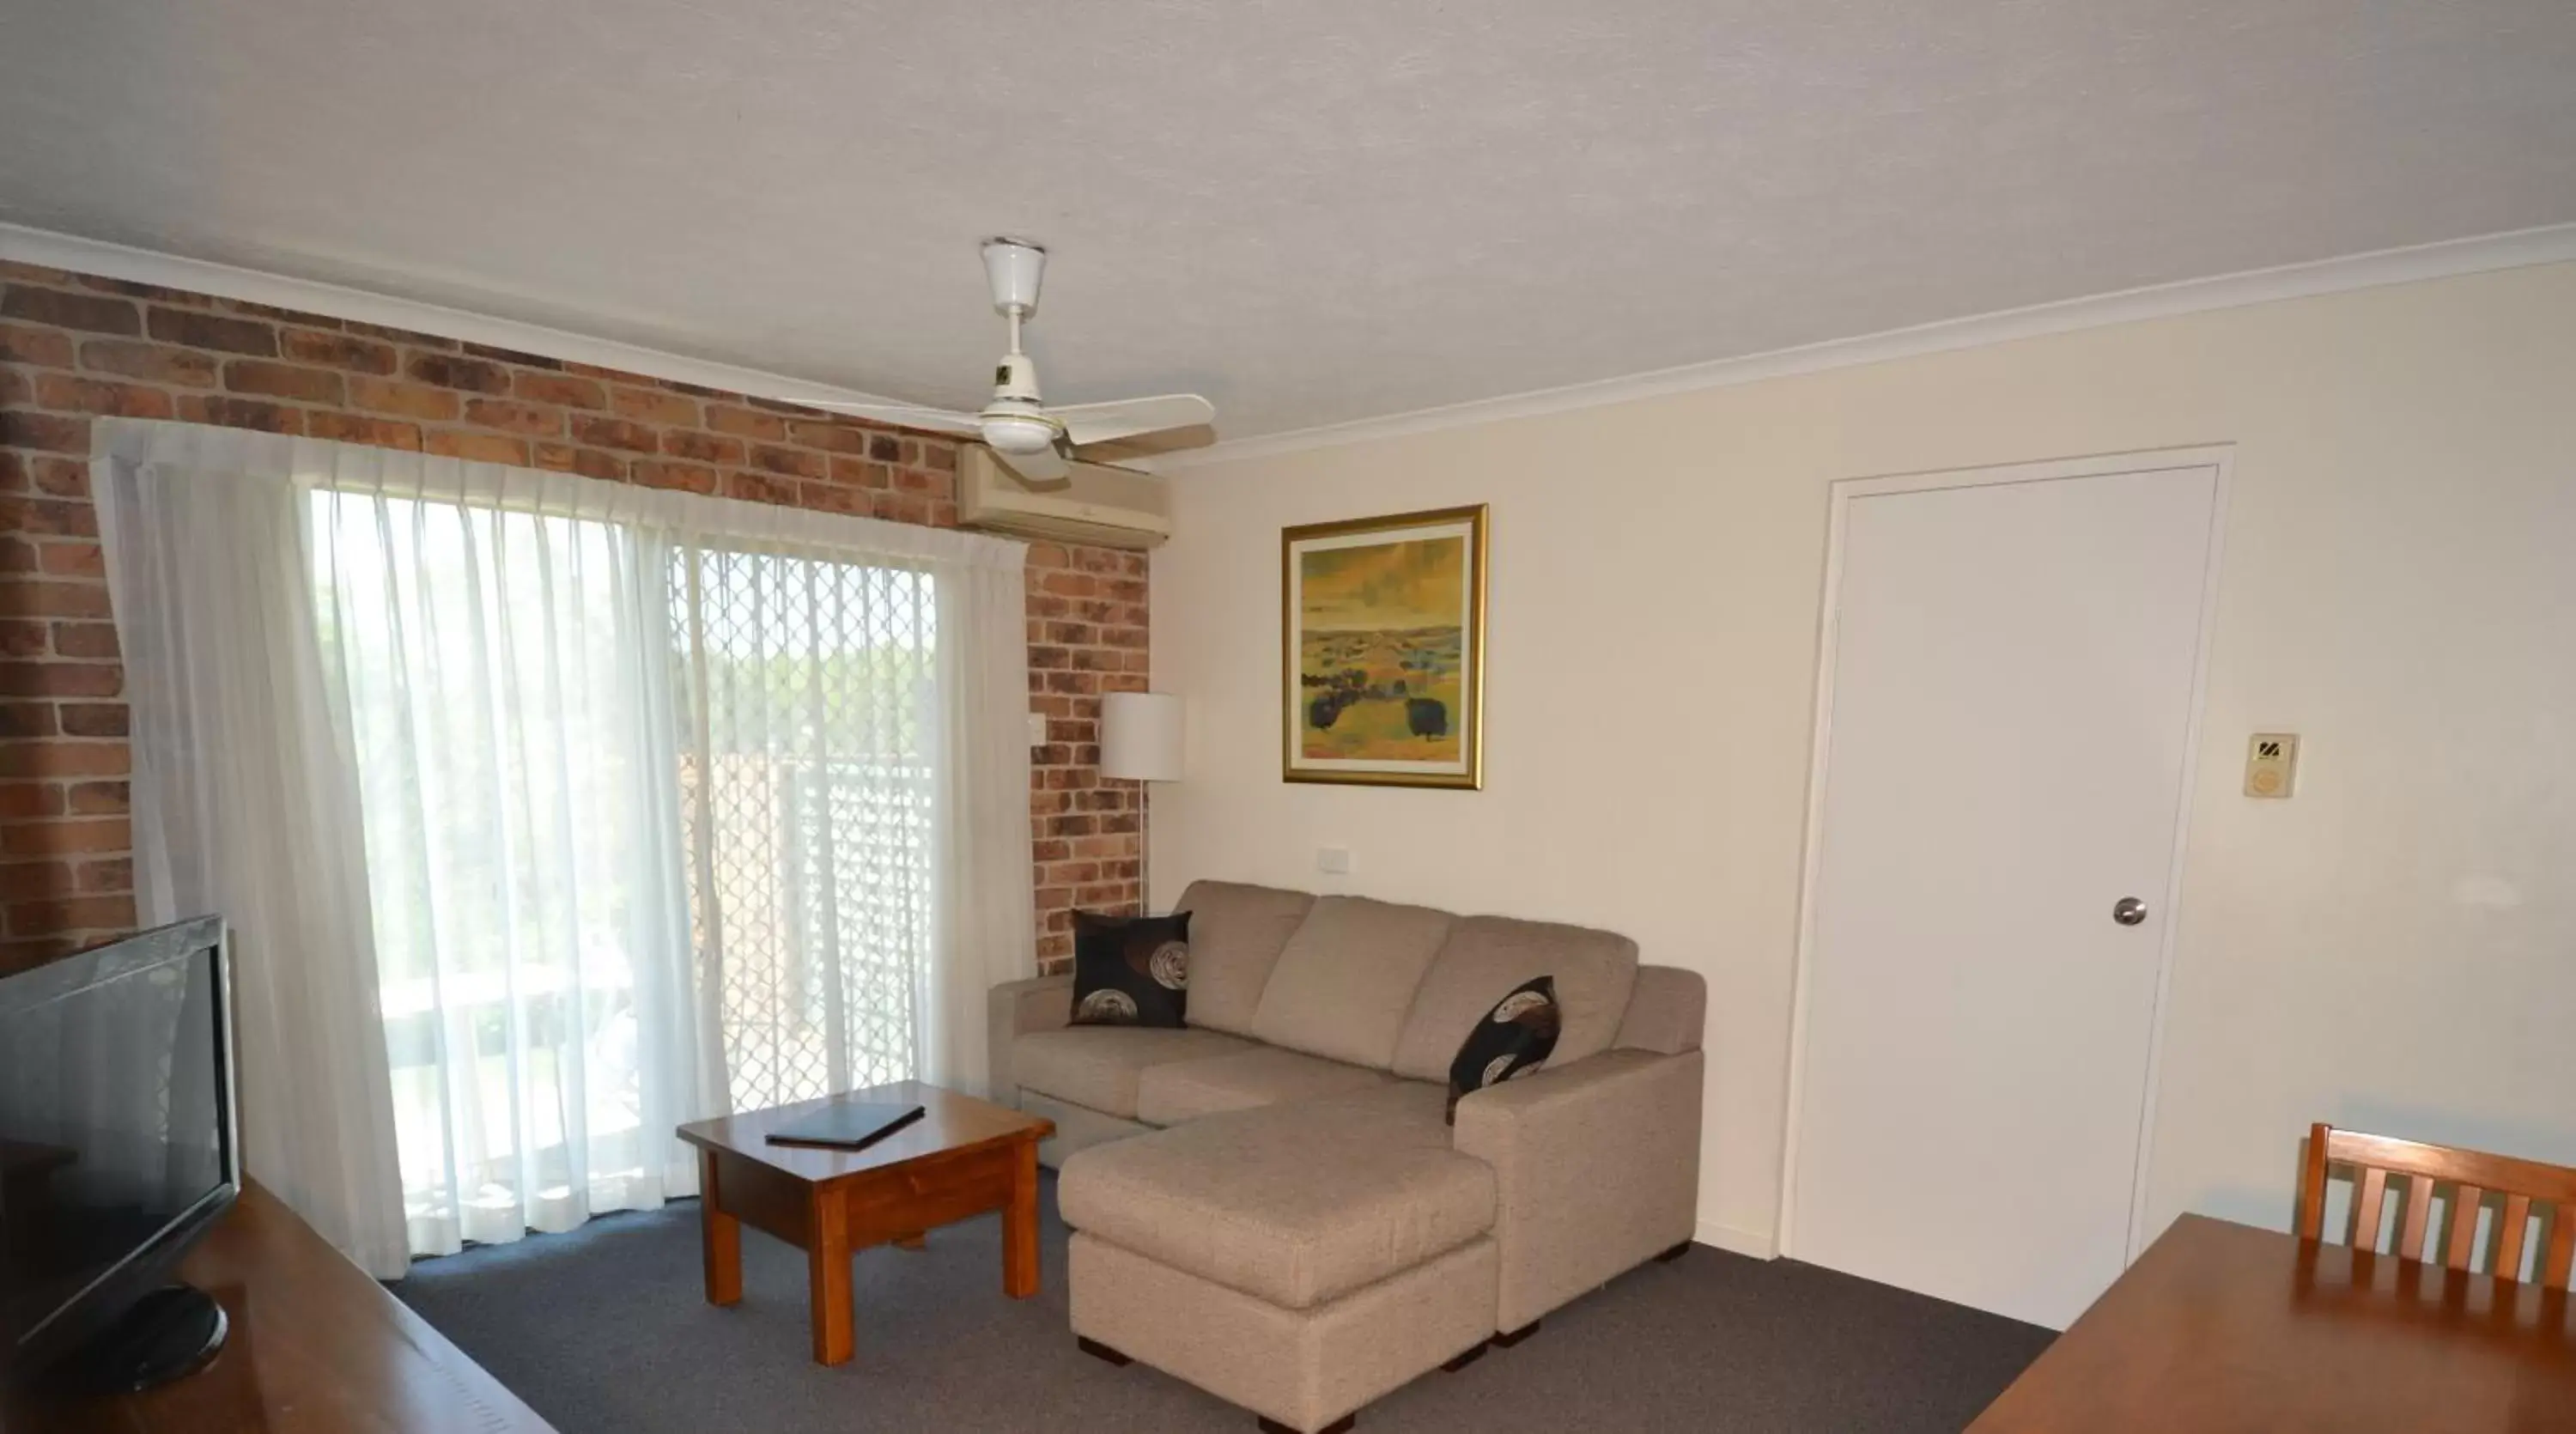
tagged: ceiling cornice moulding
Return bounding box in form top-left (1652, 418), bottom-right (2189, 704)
top-left (0, 222), bottom-right (911, 411)
top-left (1157, 222), bottom-right (2576, 471)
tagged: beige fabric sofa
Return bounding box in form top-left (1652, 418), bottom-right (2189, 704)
top-left (985, 881), bottom-right (1708, 1433)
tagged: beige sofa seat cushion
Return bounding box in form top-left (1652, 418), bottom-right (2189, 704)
top-left (1134, 1046), bottom-right (1393, 1127)
top-left (1249, 896), bottom-right (1455, 1069)
top-left (1018, 1091), bottom-right (1153, 1170)
top-left (1389, 914), bottom-right (1641, 1082)
top-left (1171, 880), bottom-right (1315, 1037)
top-left (1012, 1025), bottom-right (1255, 1120)
top-left (1058, 1083), bottom-right (1493, 1310)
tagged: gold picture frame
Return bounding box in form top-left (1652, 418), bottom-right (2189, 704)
top-left (1281, 504), bottom-right (1488, 789)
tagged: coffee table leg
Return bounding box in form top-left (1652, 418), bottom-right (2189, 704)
top-left (809, 1188), bottom-right (854, 1365)
top-left (1004, 1138), bottom-right (1041, 1298)
top-left (699, 1149), bottom-right (741, 1308)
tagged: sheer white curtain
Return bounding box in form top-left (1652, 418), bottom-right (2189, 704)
top-left (309, 475), bottom-right (711, 1254)
top-left (93, 425), bottom-right (411, 1277)
top-left (94, 418), bottom-right (1036, 1267)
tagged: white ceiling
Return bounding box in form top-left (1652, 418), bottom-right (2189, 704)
top-left (4, 2), bottom-right (2573, 442)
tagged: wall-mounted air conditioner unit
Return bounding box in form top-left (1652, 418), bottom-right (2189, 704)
top-left (958, 444), bottom-right (1171, 550)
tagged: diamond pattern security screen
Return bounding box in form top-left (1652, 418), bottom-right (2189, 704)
top-left (673, 546), bottom-right (939, 1111)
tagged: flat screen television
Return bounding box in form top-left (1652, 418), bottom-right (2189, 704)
top-left (0, 915), bottom-right (240, 1395)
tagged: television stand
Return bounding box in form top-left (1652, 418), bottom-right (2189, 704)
top-left (3, 1181), bottom-right (556, 1432)
top-left (52, 1285), bottom-right (229, 1395)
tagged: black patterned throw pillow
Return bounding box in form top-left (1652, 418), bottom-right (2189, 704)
top-left (1445, 975), bottom-right (1560, 1123)
top-left (1069, 910), bottom-right (1191, 1028)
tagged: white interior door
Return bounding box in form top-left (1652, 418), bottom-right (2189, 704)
top-left (1786, 455), bottom-right (2221, 1330)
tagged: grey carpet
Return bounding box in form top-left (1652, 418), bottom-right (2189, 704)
top-left (392, 1173), bottom-right (2051, 1433)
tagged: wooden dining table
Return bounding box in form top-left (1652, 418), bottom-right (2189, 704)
top-left (1971, 1213), bottom-right (2576, 1431)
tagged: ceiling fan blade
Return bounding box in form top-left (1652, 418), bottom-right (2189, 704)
top-left (793, 400), bottom-right (987, 439)
top-left (1052, 393), bottom-right (1215, 448)
top-left (1071, 423), bottom-right (1220, 465)
top-left (995, 445), bottom-right (1071, 487)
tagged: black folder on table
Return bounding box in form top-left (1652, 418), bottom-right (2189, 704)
top-left (765, 1101), bottom-right (927, 1151)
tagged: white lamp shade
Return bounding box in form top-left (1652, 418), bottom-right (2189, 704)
top-left (1101, 692), bottom-right (1184, 782)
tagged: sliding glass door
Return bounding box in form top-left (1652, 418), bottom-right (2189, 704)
top-left (314, 492), bottom-right (947, 1255)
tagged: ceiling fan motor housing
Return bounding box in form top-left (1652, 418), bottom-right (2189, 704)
top-left (979, 240), bottom-right (1054, 455)
top-left (979, 351), bottom-right (1056, 453)
top-left (992, 350), bottom-right (1042, 404)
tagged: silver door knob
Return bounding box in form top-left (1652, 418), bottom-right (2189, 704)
top-left (2111, 896), bottom-right (2148, 927)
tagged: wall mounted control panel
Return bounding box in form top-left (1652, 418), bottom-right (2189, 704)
top-left (2245, 732), bottom-right (2300, 798)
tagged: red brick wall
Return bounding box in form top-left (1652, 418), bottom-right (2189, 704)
top-left (0, 261), bottom-right (1138, 975)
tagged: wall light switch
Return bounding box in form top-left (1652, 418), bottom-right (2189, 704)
top-left (1027, 711), bottom-right (1049, 747)
top-left (2245, 732), bottom-right (2300, 798)
top-left (1316, 847), bottom-right (1353, 876)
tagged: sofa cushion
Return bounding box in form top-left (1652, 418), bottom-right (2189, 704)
top-left (1070, 909), bottom-right (1192, 1028)
top-left (1249, 896), bottom-right (1455, 1069)
top-left (1020, 1091), bottom-right (1153, 1169)
top-left (1134, 1045), bottom-right (1393, 1127)
top-left (1443, 974), bottom-right (1562, 1122)
top-left (1390, 914), bottom-right (1640, 1083)
top-left (1170, 880), bottom-right (1315, 1036)
top-left (1058, 1082), bottom-right (1493, 1310)
top-left (1013, 1025), bottom-right (1255, 1119)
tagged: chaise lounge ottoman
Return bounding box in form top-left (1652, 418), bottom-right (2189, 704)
top-left (1060, 1083), bottom-right (1498, 1434)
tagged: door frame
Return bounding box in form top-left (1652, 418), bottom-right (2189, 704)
top-left (1773, 444), bottom-right (2233, 1267)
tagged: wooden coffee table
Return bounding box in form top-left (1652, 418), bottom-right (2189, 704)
top-left (676, 1080), bottom-right (1054, 1365)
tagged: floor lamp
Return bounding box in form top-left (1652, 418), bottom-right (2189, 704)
top-left (1101, 691), bottom-right (1183, 914)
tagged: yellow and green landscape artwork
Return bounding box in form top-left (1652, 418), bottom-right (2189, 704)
top-left (1284, 506), bottom-right (1485, 788)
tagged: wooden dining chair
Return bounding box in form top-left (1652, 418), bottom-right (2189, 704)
top-left (2299, 1122), bottom-right (2576, 1287)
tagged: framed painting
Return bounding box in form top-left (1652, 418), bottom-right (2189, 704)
top-left (1281, 504), bottom-right (1487, 789)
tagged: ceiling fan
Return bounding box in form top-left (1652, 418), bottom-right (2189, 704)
top-left (787, 238), bottom-right (1213, 484)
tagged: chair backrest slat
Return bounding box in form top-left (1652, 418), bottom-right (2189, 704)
top-left (2497, 1194), bottom-right (2533, 1282)
top-left (2300, 1123), bottom-right (2576, 1290)
top-left (2353, 1165), bottom-right (2390, 1251)
top-left (2398, 1173), bottom-right (2435, 1261)
top-left (2444, 1185), bottom-right (2483, 1271)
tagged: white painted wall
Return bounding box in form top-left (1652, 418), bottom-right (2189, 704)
top-left (1147, 261), bottom-right (2576, 1256)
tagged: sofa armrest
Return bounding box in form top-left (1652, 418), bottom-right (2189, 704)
top-left (987, 972), bottom-right (1074, 1103)
top-left (1451, 1047), bottom-right (1704, 1330)
top-left (1613, 964), bottom-right (1706, 1054)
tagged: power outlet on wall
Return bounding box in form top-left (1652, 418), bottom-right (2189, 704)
top-left (1316, 847), bottom-right (1353, 876)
